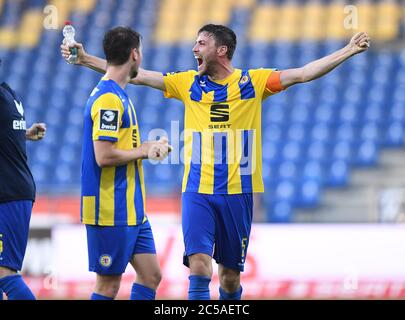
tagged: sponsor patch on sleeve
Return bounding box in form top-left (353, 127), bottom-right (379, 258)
top-left (99, 109), bottom-right (119, 132)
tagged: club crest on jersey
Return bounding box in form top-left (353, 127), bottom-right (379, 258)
top-left (100, 109), bottom-right (119, 132)
top-left (99, 254), bottom-right (112, 268)
top-left (239, 75), bottom-right (249, 85)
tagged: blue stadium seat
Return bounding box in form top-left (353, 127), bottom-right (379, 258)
top-left (302, 161), bottom-right (324, 184)
top-left (306, 142), bottom-right (328, 163)
top-left (297, 179), bottom-right (321, 208)
top-left (282, 141), bottom-right (302, 162)
top-left (385, 122), bottom-right (405, 147)
top-left (267, 201), bottom-right (293, 223)
top-left (355, 141), bottom-right (378, 166)
top-left (326, 160), bottom-right (349, 187)
top-left (332, 141), bottom-right (352, 162)
top-left (311, 123), bottom-right (332, 142)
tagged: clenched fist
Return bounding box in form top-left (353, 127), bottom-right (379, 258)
top-left (26, 123), bottom-right (46, 141)
top-left (348, 32), bottom-right (371, 55)
top-left (139, 137), bottom-right (172, 161)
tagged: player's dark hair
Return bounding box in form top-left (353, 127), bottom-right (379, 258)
top-left (103, 26), bottom-right (142, 65)
top-left (198, 24), bottom-right (237, 60)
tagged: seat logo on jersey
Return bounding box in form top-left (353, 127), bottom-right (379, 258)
top-left (99, 254), bottom-right (112, 268)
top-left (210, 104), bottom-right (229, 122)
top-left (14, 100), bottom-right (24, 116)
top-left (100, 109), bottom-right (119, 131)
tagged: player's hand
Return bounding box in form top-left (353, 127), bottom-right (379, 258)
top-left (26, 123), bottom-right (46, 141)
top-left (60, 39), bottom-right (86, 65)
top-left (154, 136), bottom-right (173, 161)
top-left (139, 137), bottom-right (172, 161)
top-left (348, 32), bottom-right (370, 55)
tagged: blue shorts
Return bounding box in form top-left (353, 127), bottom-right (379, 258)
top-left (86, 220), bottom-right (156, 275)
top-left (0, 200), bottom-right (33, 271)
top-left (182, 192), bottom-right (253, 272)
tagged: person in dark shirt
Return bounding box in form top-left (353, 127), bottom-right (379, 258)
top-left (0, 65), bottom-right (46, 300)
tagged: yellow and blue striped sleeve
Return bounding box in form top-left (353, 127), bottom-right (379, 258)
top-left (91, 93), bottom-right (124, 142)
top-left (163, 70), bottom-right (196, 101)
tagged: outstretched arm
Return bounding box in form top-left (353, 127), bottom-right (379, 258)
top-left (60, 42), bottom-right (166, 91)
top-left (130, 68), bottom-right (165, 91)
top-left (279, 32), bottom-right (370, 89)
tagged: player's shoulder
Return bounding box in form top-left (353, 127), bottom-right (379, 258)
top-left (0, 87), bottom-right (7, 102)
top-left (247, 67), bottom-right (278, 74)
top-left (89, 86), bottom-right (123, 110)
top-left (246, 68), bottom-right (279, 83)
top-left (0, 82), bottom-right (16, 102)
top-left (164, 70), bottom-right (197, 77)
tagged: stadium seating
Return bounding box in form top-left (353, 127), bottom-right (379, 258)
top-left (0, 0), bottom-right (404, 222)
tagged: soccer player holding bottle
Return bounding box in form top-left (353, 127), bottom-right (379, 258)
top-left (80, 27), bottom-right (171, 300)
top-left (62, 25), bottom-right (370, 300)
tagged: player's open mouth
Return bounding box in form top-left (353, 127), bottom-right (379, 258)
top-left (196, 57), bottom-right (203, 70)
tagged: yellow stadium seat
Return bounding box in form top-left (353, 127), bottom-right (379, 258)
top-left (277, 4), bottom-right (301, 41)
top-left (208, 10), bottom-right (231, 25)
top-left (49, 0), bottom-right (72, 28)
top-left (155, 27), bottom-right (180, 44)
top-left (162, 0), bottom-right (186, 12)
top-left (188, 0), bottom-right (209, 12)
top-left (301, 3), bottom-right (325, 41)
top-left (357, 3), bottom-right (375, 39)
top-left (154, 0), bottom-right (187, 43)
top-left (73, 0), bottom-right (97, 13)
top-left (375, 2), bottom-right (400, 41)
top-left (181, 27), bottom-right (200, 42)
top-left (18, 10), bottom-right (43, 48)
top-left (326, 2), bottom-right (350, 40)
top-left (249, 5), bottom-right (279, 42)
top-left (207, 2), bottom-right (232, 25)
top-left (234, 0), bottom-right (256, 10)
top-left (183, 20), bottom-right (206, 35)
top-left (0, 28), bottom-right (16, 49)
top-left (159, 12), bottom-right (179, 25)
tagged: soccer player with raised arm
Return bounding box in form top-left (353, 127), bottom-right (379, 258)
top-left (62, 24), bottom-right (370, 300)
top-left (80, 27), bottom-right (171, 300)
top-left (0, 58), bottom-right (46, 300)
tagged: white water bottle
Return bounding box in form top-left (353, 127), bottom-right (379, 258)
top-left (63, 21), bottom-right (78, 64)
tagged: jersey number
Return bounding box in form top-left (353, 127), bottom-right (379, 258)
top-left (132, 128), bottom-right (138, 148)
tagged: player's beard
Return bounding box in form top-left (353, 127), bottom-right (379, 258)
top-left (201, 61), bottom-right (219, 77)
top-left (199, 57), bottom-right (216, 76)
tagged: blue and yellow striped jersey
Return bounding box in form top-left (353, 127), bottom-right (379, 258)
top-left (164, 68), bottom-right (279, 194)
top-left (81, 77), bottom-right (147, 226)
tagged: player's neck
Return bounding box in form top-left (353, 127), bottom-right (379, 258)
top-left (105, 65), bottom-right (131, 90)
top-left (207, 62), bottom-right (234, 81)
